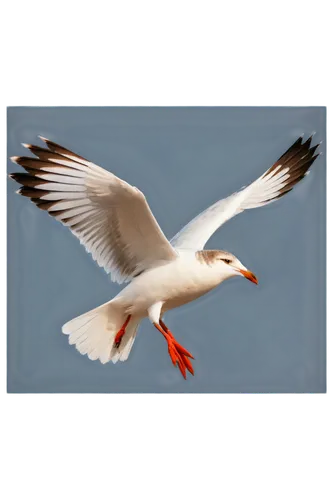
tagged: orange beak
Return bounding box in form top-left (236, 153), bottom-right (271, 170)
top-left (239, 269), bottom-right (258, 285)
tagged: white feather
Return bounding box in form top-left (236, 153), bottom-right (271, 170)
top-left (171, 146), bottom-right (314, 250)
top-left (62, 300), bottom-right (140, 364)
top-left (15, 136), bottom-right (178, 284)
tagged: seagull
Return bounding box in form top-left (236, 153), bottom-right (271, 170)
top-left (9, 135), bottom-right (321, 379)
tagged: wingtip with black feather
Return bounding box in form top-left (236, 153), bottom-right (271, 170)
top-left (262, 135), bottom-right (322, 201)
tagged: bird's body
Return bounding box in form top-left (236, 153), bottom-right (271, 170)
top-left (10, 134), bottom-right (321, 378)
top-left (116, 251), bottom-right (224, 314)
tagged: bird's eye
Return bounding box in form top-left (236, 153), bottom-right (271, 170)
top-left (221, 258), bottom-right (232, 264)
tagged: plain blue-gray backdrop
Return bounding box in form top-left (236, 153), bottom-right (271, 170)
top-left (7, 107), bottom-right (326, 393)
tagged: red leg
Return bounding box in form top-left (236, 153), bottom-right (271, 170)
top-left (160, 321), bottom-right (194, 377)
top-left (153, 321), bottom-right (195, 379)
top-left (114, 315), bottom-right (131, 348)
top-left (160, 320), bottom-right (194, 359)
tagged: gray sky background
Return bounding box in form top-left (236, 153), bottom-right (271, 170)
top-left (7, 107), bottom-right (326, 393)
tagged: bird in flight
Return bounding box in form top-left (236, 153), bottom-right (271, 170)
top-left (10, 135), bottom-right (321, 379)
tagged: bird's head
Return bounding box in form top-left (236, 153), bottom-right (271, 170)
top-left (196, 250), bottom-right (258, 285)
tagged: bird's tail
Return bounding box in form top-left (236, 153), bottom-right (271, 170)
top-left (62, 300), bottom-right (140, 364)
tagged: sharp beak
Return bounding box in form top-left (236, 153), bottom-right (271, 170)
top-left (239, 269), bottom-right (258, 285)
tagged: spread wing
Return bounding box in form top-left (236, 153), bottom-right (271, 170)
top-left (171, 136), bottom-right (321, 250)
top-left (10, 136), bottom-right (178, 283)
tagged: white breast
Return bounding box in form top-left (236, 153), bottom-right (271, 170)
top-left (115, 250), bottom-right (223, 316)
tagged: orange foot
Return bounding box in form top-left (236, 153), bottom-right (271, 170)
top-left (154, 320), bottom-right (195, 379)
top-left (114, 315), bottom-right (131, 348)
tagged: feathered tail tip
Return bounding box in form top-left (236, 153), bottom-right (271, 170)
top-left (62, 301), bottom-right (140, 364)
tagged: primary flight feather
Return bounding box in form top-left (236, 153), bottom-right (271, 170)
top-left (10, 135), bottom-right (321, 378)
